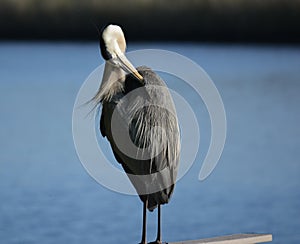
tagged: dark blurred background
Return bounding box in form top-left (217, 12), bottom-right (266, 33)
top-left (1, 0), bottom-right (300, 43)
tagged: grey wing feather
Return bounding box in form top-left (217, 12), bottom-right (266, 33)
top-left (123, 66), bottom-right (180, 171)
top-left (100, 66), bottom-right (180, 210)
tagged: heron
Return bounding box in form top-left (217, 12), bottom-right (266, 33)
top-left (92, 24), bottom-right (180, 244)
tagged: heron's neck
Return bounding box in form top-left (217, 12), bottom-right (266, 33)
top-left (96, 61), bottom-right (126, 102)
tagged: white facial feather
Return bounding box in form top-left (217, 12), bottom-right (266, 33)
top-left (102, 25), bottom-right (126, 57)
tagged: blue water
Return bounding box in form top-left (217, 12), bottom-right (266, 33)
top-left (0, 43), bottom-right (300, 243)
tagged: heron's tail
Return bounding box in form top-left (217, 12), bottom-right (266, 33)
top-left (140, 184), bottom-right (175, 211)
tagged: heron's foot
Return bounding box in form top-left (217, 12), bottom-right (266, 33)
top-left (148, 241), bottom-right (167, 244)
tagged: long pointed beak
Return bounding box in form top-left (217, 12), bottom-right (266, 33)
top-left (116, 53), bottom-right (144, 83)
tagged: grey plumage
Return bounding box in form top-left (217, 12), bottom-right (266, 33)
top-left (95, 24), bottom-right (180, 243)
top-left (99, 66), bottom-right (180, 211)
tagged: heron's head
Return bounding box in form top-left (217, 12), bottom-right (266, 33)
top-left (100, 24), bottom-right (143, 81)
